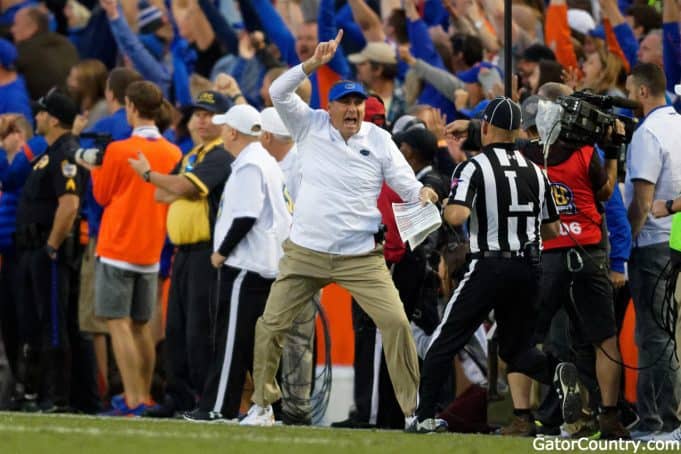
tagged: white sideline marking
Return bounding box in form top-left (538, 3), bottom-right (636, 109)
top-left (0, 423), bottom-right (349, 446)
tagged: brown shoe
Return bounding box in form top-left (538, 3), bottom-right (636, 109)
top-left (499, 415), bottom-right (537, 437)
top-left (598, 412), bottom-right (631, 440)
top-left (564, 415), bottom-right (598, 438)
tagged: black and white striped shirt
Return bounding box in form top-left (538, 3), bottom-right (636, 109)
top-left (448, 143), bottom-right (559, 253)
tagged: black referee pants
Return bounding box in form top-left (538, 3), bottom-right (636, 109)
top-left (164, 244), bottom-right (213, 411)
top-left (417, 257), bottom-right (558, 420)
top-left (198, 265), bottom-right (274, 417)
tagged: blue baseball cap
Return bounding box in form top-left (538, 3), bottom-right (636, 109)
top-left (0, 38), bottom-right (17, 69)
top-left (456, 62), bottom-right (502, 84)
top-left (588, 24), bottom-right (605, 40)
top-left (328, 80), bottom-right (368, 103)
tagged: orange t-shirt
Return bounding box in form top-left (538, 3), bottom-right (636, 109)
top-left (92, 134), bottom-right (181, 266)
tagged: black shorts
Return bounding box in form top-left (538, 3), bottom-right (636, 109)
top-left (538, 247), bottom-right (616, 345)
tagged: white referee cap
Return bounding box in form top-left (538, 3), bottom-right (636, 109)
top-left (676, 84), bottom-right (681, 96)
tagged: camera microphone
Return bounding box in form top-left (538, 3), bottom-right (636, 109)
top-left (608, 96), bottom-right (641, 111)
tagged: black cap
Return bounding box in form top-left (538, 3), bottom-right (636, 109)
top-left (190, 90), bottom-right (232, 114)
top-left (393, 127), bottom-right (439, 162)
top-left (521, 44), bottom-right (556, 63)
top-left (482, 97), bottom-right (521, 131)
top-left (34, 88), bottom-right (79, 127)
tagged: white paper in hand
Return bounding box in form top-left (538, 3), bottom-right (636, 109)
top-left (392, 201), bottom-right (442, 249)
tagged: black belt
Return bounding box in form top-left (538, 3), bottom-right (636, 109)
top-left (177, 241), bottom-right (212, 252)
top-left (469, 250), bottom-right (522, 260)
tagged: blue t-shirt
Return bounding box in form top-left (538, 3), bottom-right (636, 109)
top-left (0, 76), bottom-right (33, 126)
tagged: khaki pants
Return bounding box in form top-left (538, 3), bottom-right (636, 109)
top-left (280, 293), bottom-right (317, 421)
top-left (253, 239), bottom-right (419, 416)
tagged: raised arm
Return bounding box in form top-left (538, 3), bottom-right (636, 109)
top-left (197, 0), bottom-right (238, 54)
top-left (544, 0), bottom-right (578, 71)
top-left (402, 47), bottom-right (464, 103)
top-left (271, 31), bottom-right (342, 141)
top-left (347, 0), bottom-right (385, 42)
top-left (102, 0), bottom-right (171, 97)
top-left (243, 0), bottom-right (299, 66)
top-left (319, 0), bottom-right (350, 78)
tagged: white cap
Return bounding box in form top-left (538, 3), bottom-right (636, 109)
top-left (676, 84), bottom-right (681, 96)
top-left (260, 107), bottom-right (290, 136)
top-left (212, 104), bottom-right (262, 136)
top-left (567, 9), bottom-right (596, 35)
top-left (348, 42), bottom-right (397, 65)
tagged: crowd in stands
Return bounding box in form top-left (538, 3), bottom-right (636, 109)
top-left (0, 0), bottom-right (680, 442)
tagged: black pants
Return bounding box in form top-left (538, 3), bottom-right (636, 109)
top-left (198, 265), bottom-right (274, 417)
top-left (0, 249), bottom-right (21, 377)
top-left (16, 246), bottom-right (73, 405)
top-left (164, 244), bottom-right (214, 411)
top-left (417, 257), bottom-right (557, 420)
top-left (351, 251), bottom-right (427, 429)
top-left (534, 248), bottom-right (620, 427)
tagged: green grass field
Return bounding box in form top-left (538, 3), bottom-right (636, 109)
top-left (0, 412), bottom-right (655, 454)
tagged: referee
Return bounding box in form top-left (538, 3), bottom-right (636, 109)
top-left (409, 97), bottom-right (564, 433)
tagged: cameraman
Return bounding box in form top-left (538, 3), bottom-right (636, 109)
top-left (521, 83), bottom-right (628, 439)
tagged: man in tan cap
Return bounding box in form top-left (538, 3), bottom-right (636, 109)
top-left (348, 42), bottom-right (405, 126)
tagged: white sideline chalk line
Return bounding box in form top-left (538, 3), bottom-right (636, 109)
top-left (0, 423), bottom-right (349, 446)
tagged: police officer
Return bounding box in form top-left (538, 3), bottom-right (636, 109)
top-left (408, 97), bottom-right (563, 433)
top-left (128, 90), bottom-right (233, 418)
top-left (14, 89), bottom-right (83, 412)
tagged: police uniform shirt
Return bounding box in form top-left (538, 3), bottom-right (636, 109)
top-left (16, 133), bottom-right (83, 228)
top-left (166, 138), bottom-right (233, 245)
top-left (213, 142), bottom-right (292, 278)
top-left (270, 64), bottom-right (423, 255)
top-left (448, 143), bottom-right (559, 253)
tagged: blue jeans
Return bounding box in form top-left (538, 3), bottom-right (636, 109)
top-left (630, 243), bottom-right (681, 432)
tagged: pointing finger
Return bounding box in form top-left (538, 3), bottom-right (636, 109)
top-left (334, 29), bottom-right (344, 44)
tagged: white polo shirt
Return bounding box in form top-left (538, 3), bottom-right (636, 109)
top-left (279, 145), bottom-right (301, 202)
top-left (624, 105), bottom-right (681, 247)
top-left (213, 142), bottom-right (292, 278)
top-left (270, 64), bottom-right (423, 255)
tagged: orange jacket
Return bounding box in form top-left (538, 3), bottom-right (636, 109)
top-left (92, 135), bottom-right (181, 265)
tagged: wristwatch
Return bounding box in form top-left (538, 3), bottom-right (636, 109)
top-left (143, 169), bottom-right (151, 182)
top-left (666, 199), bottom-right (675, 215)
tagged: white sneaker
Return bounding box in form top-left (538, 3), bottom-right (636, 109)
top-left (240, 404), bottom-right (275, 427)
top-left (404, 415), bottom-right (448, 433)
top-left (652, 426), bottom-right (681, 441)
